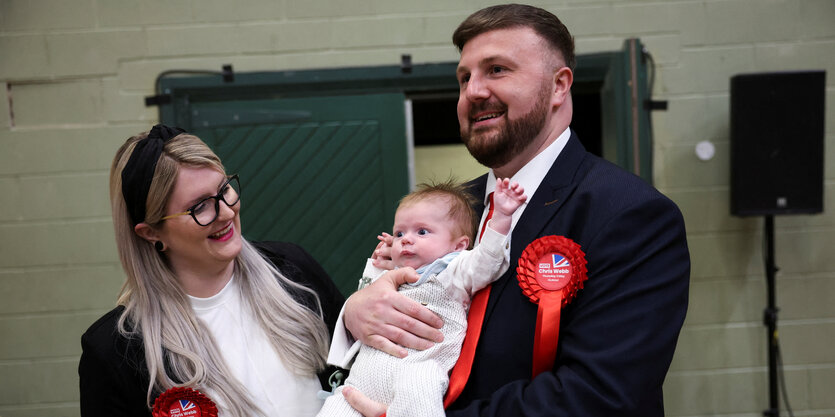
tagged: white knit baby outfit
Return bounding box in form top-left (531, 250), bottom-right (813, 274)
top-left (317, 226), bottom-right (509, 417)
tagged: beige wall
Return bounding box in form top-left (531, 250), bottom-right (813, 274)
top-left (1, 1), bottom-right (833, 416)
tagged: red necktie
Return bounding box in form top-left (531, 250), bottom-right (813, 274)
top-left (444, 192), bottom-right (494, 408)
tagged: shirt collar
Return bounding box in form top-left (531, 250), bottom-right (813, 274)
top-left (409, 251), bottom-right (462, 286)
top-left (476, 127), bottom-right (571, 243)
top-left (484, 127), bottom-right (571, 205)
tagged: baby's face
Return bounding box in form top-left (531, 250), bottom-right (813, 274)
top-left (391, 199), bottom-right (465, 270)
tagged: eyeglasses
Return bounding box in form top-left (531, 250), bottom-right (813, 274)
top-left (161, 175), bottom-right (241, 226)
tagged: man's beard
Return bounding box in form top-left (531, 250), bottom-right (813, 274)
top-left (460, 88), bottom-right (550, 169)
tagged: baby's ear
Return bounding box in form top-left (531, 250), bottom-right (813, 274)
top-left (454, 235), bottom-right (470, 252)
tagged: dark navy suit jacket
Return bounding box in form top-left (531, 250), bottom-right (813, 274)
top-left (448, 131), bottom-right (690, 416)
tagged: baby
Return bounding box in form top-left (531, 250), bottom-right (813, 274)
top-left (318, 178), bottom-right (526, 417)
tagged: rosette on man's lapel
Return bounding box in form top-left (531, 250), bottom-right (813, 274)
top-left (516, 235), bottom-right (588, 377)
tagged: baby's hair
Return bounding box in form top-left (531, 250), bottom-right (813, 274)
top-left (399, 179), bottom-right (479, 248)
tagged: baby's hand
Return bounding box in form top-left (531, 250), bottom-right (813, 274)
top-left (493, 178), bottom-right (527, 216)
top-left (371, 232), bottom-right (395, 270)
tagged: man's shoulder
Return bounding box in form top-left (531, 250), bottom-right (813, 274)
top-left (538, 149), bottom-right (683, 227)
top-left (577, 153), bottom-right (671, 202)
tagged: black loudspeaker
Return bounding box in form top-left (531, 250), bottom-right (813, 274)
top-left (730, 71), bottom-right (826, 216)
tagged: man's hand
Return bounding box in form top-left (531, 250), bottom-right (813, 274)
top-left (343, 387), bottom-right (386, 417)
top-left (344, 268), bottom-right (444, 357)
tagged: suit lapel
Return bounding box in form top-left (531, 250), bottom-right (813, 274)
top-left (483, 132), bottom-right (588, 321)
top-left (465, 175), bottom-right (488, 216)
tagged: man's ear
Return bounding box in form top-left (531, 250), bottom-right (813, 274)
top-left (454, 235), bottom-right (470, 252)
top-left (551, 66), bottom-right (573, 107)
top-left (134, 222), bottom-right (160, 244)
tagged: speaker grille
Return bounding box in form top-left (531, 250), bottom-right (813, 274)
top-left (730, 71), bottom-right (826, 216)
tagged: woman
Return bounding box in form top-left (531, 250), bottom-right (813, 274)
top-left (79, 125), bottom-right (345, 417)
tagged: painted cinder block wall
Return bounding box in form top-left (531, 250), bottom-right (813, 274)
top-left (1, 1), bottom-right (833, 416)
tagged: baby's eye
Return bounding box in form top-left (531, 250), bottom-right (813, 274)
top-left (394, 231), bottom-right (403, 238)
top-left (418, 229), bottom-right (429, 236)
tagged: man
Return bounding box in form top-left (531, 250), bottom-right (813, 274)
top-left (336, 4), bottom-right (690, 416)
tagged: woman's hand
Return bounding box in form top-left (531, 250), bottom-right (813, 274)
top-left (343, 387), bottom-right (386, 417)
top-left (344, 268), bottom-right (444, 357)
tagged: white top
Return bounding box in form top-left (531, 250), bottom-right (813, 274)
top-left (477, 127), bottom-right (571, 243)
top-left (190, 276), bottom-right (324, 417)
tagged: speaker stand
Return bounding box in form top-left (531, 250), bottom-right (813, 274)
top-left (763, 215), bottom-right (779, 417)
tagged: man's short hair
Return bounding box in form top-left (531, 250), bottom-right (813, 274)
top-left (452, 3), bottom-right (576, 71)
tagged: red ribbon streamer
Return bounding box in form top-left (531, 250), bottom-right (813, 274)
top-left (533, 290), bottom-right (564, 378)
top-left (516, 235), bottom-right (588, 378)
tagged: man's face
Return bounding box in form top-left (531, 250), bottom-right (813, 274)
top-left (456, 27), bottom-right (557, 169)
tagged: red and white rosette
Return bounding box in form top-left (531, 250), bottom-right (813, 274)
top-left (516, 235), bottom-right (588, 378)
top-left (152, 387), bottom-right (218, 417)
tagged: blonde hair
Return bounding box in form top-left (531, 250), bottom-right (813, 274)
top-left (110, 131), bottom-right (330, 416)
top-left (398, 180), bottom-right (479, 248)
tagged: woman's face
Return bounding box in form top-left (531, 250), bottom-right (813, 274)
top-left (155, 165), bottom-right (242, 278)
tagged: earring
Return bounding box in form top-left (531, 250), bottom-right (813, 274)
top-left (154, 241), bottom-right (165, 252)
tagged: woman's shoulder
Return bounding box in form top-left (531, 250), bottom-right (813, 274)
top-left (251, 241), bottom-right (314, 269)
top-left (251, 240), bottom-right (345, 330)
top-left (80, 305), bottom-right (145, 368)
top-left (82, 306), bottom-right (127, 344)
top-left (250, 241), bottom-right (329, 289)
top-left (80, 306), bottom-right (151, 416)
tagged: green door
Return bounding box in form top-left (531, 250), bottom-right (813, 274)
top-left (183, 93), bottom-right (408, 296)
top-left (153, 49), bottom-right (655, 294)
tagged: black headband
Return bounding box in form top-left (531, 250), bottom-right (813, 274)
top-left (121, 124), bottom-right (186, 225)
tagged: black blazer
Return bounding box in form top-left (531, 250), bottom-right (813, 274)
top-left (448, 132), bottom-right (691, 416)
top-left (78, 241), bottom-right (345, 417)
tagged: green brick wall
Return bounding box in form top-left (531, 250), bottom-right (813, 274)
top-left (1, 1), bottom-right (833, 416)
